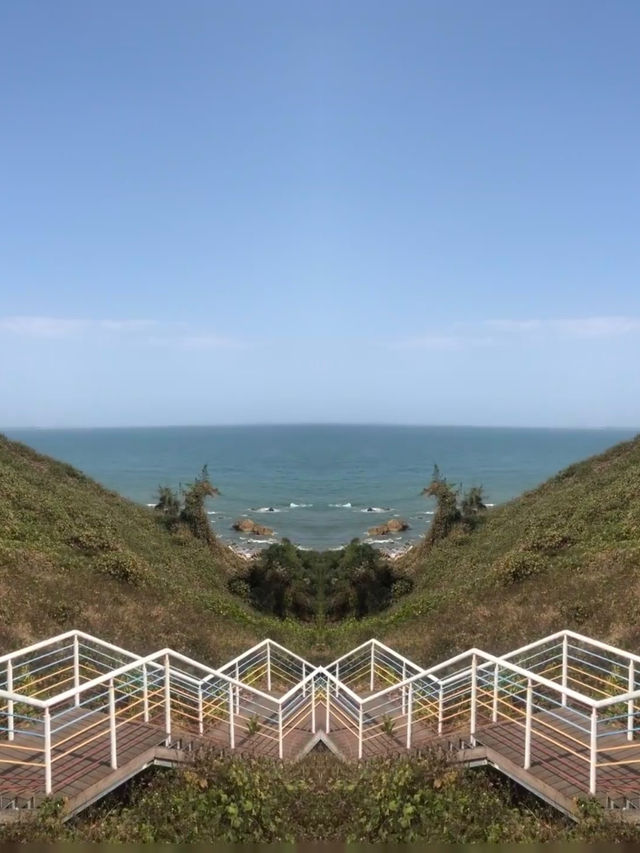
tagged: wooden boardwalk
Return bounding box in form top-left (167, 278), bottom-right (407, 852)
top-left (3, 629), bottom-right (640, 821)
top-left (2, 698), bottom-right (640, 820)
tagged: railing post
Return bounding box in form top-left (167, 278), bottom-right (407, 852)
top-left (492, 663), bottom-right (499, 723)
top-left (470, 654), bottom-right (477, 747)
top-left (198, 685), bottom-right (204, 736)
top-left (326, 677), bottom-right (331, 733)
top-left (44, 707), bottom-right (52, 795)
top-left (561, 635), bottom-right (568, 707)
top-left (109, 678), bottom-right (117, 769)
top-left (401, 662), bottom-right (407, 715)
top-left (628, 660), bottom-right (635, 743)
top-left (358, 704), bottom-right (363, 759)
top-left (311, 676), bottom-right (316, 733)
top-left (164, 654), bottom-right (171, 747)
top-left (142, 663), bottom-right (149, 723)
top-left (7, 661), bottom-right (14, 742)
top-left (73, 634), bottom-right (80, 706)
top-left (278, 705), bottom-right (283, 759)
top-left (590, 706), bottom-right (598, 795)
top-left (302, 662), bottom-right (306, 698)
top-left (438, 683), bottom-right (443, 735)
top-left (266, 644), bottom-right (272, 692)
top-left (370, 644), bottom-right (375, 692)
top-left (235, 662), bottom-right (240, 714)
top-left (228, 683), bottom-right (235, 749)
top-left (335, 662), bottom-right (340, 697)
top-left (406, 682), bottom-right (413, 749)
top-left (524, 678), bottom-right (532, 770)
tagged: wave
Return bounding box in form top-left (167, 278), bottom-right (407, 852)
top-left (486, 503), bottom-right (495, 507)
top-left (329, 502), bottom-right (352, 508)
top-left (364, 537), bottom-right (395, 544)
top-left (245, 537), bottom-right (278, 545)
top-left (360, 506), bottom-right (390, 513)
top-left (251, 507), bottom-right (281, 513)
top-left (289, 502), bottom-right (312, 508)
top-left (146, 503), bottom-right (156, 507)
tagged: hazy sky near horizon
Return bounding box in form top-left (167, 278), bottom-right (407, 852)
top-left (2, 1), bottom-right (640, 428)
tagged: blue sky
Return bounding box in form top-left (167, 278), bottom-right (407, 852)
top-left (1, 1), bottom-right (639, 427)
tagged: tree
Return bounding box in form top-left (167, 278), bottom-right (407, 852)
top-left (154, 465), bottom-right (220, 544)
top-left (422, 471), bottom-right (461, 546)
top-left (422, 467), bottom-right (487, 545)
top-left (460, 486), bottom-right (486, 529)
top-left (180, 465), bottom-right (220, 543)
top-left (154, 486), bottom-right (181, 529)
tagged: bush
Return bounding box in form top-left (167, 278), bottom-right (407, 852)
top-left (494, 550), bottom-right (546, 585)
top-left (67, 528), bottom-right (120, 555)
top-left (95, 551), bottom-right (148, 585)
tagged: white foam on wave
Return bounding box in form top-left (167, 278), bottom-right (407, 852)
top-left (246, 537), bottom-right (278, 545)
top-left (486, 503), bottom-right (495, 507)
top-left (252, 507), bottom-right (281, 513)
top-left (146, 503), bottom-right (156, 507)
top-left (329, 502), bottom-right (352, 508)
top-left (364, 537), bottom-right (394, 544)
top-left (360, 506), bottom-right (390, 513)
top-left (289, 502), bottom-right (312, 508)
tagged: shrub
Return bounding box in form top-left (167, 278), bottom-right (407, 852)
top-left (67, 528), bottom-right (119, 555)
top-left (494, 550), bottom-right (546, 585)
top-left (95, 551), bottom-right (148, 585)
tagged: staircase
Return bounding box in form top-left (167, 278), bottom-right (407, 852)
top-left (2, 628), bottom-right (640, 820)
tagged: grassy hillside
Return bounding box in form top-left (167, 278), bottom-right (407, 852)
top-left (349, 433), bottom-right (640, 664)
top-left (2, 430), bottom-right (640, 669)
top-left (0, 434), bottom-right (314, 662)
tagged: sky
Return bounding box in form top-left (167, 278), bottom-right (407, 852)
top-left (1, 0), bottom-right (640, 428)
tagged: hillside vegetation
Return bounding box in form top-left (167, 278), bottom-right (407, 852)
top-left (348, 433), bottom-right (640, 664)
top-left (0, 435), bottom-right (314, 661)
top-left (2, 431), bottom-right (640, 670)
top-left (4, 752), bottom-right (637, 844)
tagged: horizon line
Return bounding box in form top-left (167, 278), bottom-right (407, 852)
top-left (2, 422), bottom-right (639, 433)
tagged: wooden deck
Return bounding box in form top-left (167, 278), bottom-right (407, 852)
top-left (5, 630), bottom-right (640, 824)
top-left (2, 698), bottom-right (640, 821)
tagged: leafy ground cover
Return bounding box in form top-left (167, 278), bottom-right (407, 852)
top-left (0, 434), bottom-right (314, 662)
top-left (348, 433), bottom-right (640, 665)
top-left (3, 750), bottom-right (637, 844)
top-left (2, 432), bottom-right (640, 842)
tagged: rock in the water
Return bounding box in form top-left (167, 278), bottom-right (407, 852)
top-left (387, 518), bottom-right (410, 532)
top-left (367, 518), bottom-right (410, 536)
top-left (232, 518), bottom-right (274, 536)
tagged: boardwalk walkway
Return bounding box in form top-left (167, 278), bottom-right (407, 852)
top-left (2, 629), bottom-right (640, 819)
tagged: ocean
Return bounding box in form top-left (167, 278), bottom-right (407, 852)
top-left (4, 425), bottom-right (636, 553)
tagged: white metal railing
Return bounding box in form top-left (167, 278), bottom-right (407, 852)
top-left (2, 629), bottom-right (640, 804)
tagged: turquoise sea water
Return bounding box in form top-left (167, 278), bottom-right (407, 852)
top-left (4, 425), bottom-right (637, 553)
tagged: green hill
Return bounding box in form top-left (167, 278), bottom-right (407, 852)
top-left (348, 433), bottom-right (640, 663)
top-left (0, 434), bottom-right (313, 661)
top-left (2, 430), bottom-right (640, 669)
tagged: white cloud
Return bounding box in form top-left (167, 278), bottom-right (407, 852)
top-left (390, 334), bottom-right (495, 351)
top-left (99, 319), bottom-right (158, 332)
top-left (0, 316), bottom-right (88, 338)
top-left (0, 316), bottom-right (247, 349)
top-left (393, 316), bottom-right (640, 350)
top-left (487, 316), bottom-right (640, 339)
top-left (146, 333), bottom-right (248, 350)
